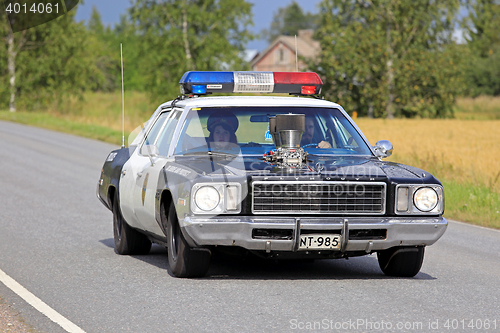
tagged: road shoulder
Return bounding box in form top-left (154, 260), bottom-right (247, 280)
top-left (0, 296), bottom-right (37, 333)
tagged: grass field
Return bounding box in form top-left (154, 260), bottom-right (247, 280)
top-left (355, 118), bottom-right (500, 228)
top-left (1, 93), bottom-right (499, 228)
top-left (355, 118), bottom-right (500, 191)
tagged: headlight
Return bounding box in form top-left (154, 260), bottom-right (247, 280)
top-left (395, 184), bottom-right (444, 215)
top-left (191, 183), bottom-right (243, 214)
top-left (414, 187), bottom-right (438, 212)
top-left (194, 186), bottom-right (220, 211)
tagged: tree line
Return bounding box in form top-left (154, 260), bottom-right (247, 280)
top-left (1, 0), bottom-right (499, 118)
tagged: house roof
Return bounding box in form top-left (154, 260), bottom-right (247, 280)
top-left (250, 30), bottom-right (320, 68)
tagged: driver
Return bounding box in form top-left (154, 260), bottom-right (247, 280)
top-left (207, 111), bottom-right (239, 148)
top-left (301, 117), bottom-right (332, 148)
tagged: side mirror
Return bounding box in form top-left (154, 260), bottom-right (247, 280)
top-left (140, 145), bottom-right (159, 157)
top-left (373, 140), bottom-right (393, 159)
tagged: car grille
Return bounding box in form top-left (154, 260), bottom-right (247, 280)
top-left (252, 181), bottom-right (386, 215)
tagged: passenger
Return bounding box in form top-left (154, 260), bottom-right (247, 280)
top-left (301, 117), bottom-right (332, 148)
top-left (207, 111), bottom-right (239, 148)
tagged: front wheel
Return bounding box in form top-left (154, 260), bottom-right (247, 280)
top-left (113, 194), bottom-right (151, 255)
top-left (165, 203), bottom-right (210, 278)
top-left (377, 246), bottom-right (425, 277)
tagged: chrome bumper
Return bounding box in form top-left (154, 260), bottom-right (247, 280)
top-left (181, 216), bottom-right (447, 252)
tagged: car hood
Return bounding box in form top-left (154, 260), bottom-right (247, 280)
top-left (173, 154), bottom-right (432, 182)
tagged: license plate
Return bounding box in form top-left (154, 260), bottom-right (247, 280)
top-left (299, 234), bottom-right (341, 250)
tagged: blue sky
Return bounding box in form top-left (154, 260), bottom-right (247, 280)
top-left (74, 0), bottom-right (323, 51)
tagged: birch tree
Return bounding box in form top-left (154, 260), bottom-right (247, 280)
top-left (2, 15), bottom-right (29, 112)
top-left (1, 10), bottom-right (97, 111)
top-left (130, 0), bottom-right (253, 102)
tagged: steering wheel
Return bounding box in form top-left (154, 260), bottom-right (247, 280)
top-left (302, 143), bottom-right (319, 148)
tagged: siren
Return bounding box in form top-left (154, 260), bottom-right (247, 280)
top-left (179, 71), bottom-right (322, 96)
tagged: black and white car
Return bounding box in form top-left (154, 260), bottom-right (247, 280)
top-left (97, 71), bottom-right (447, 278)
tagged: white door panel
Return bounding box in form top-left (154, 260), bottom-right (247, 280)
top-left (119, 154), bottom-right (148, 230)
top-left (133, 157), bottom-right (170, 237)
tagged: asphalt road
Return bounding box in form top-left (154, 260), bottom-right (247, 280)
top-left (1, 120), bottom-right (500, 333)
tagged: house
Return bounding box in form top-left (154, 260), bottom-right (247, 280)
top-left (251, 29), bottom-right (320, 72)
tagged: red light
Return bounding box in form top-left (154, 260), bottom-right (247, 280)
top-left (272, 72), bottom-right (322, 95)
top-left (273, 72), bottom-right (322, 85)
top-left (301, 86), bottom-right (317, 95)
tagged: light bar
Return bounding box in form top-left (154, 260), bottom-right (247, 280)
top-left (179, 71), bottom-right (322, 95)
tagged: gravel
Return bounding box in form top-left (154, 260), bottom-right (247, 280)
top-left (0, 297), bottom-right (37, 333)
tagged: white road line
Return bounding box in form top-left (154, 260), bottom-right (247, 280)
top-left (0, 268), bottom-right (86, 333)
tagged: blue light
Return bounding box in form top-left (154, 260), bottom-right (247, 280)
top-left (179, 71), bottom-right (234, 94)
top-left (192, 85), bottom-right (207, 94)
top-left (180, 71), bottom-right (234, 84)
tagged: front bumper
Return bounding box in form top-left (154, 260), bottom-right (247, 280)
top-left (181, 216), bottom-right (447, 253)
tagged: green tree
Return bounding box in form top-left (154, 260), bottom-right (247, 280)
top-left (463, 0), bottom-right (500, 57)
top-left (129, 0), bottom-right (253, 103)
top-left (313, 0), bottom-right (466, 118)
top-left (88, 5), bottom-right (105, 35)
top-left (109, 14), bottom-right (150, 92)
top-left (262, 1), bottom-right (319, 43)
top-left (462, 0), bottom-right (500, 96)
top-left (463, 45), bottom-right (500, 96)
top-left (1, 8), bottom-right (101, 111)
top-left (85, 6), bottom-right (120, 92)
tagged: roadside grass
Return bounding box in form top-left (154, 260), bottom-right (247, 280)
top-left (0, 91), bottom-right (155, 146)
top-left (0, 110), bottom-right (123, 145)
top-left (442, 180), bottom-right (500, 229)
top-left (1, 92), bottom-right (500, 228)
top-left (46, 91), bottom-right (156, 133)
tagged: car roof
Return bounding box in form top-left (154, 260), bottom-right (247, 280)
top-left (162, 96), bottom-right (342, 109)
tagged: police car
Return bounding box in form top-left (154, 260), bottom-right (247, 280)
top-left (97, 71), bottom-right (447, 278)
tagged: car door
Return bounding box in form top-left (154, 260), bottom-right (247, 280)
top-left (120, 109), bottom-right (180, 234)
top-left (132, 109), bottom-right (182, 236)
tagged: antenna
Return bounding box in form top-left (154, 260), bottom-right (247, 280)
top-left (120, 43), bottom-right (125, 148)
top-left (295, 35), bottom-right (298, 72)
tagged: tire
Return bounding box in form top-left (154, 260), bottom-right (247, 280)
top-left (165, 203), bottom-right (210, 278)
top-left (113, 194), bottom-right (151, 255)
top-left (377, 246), bottom-right (425, 277)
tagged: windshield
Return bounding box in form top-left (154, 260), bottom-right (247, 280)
top-left (173, 107), bottom-right (373, 156)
